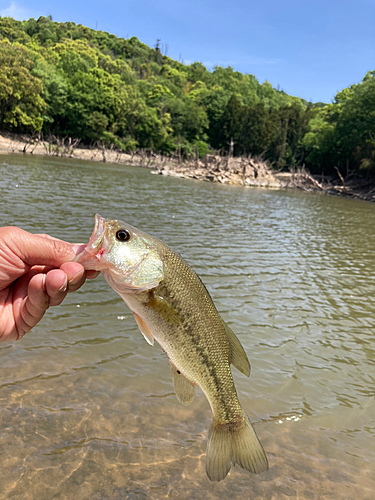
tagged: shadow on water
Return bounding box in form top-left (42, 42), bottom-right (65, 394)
top-left (1, 154), bottom-right (375, 499)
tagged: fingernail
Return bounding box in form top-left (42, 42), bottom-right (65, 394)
top-left (70, 269), bottom-right (85, 286)
top-left (59, 277), bottom-right (68, 293)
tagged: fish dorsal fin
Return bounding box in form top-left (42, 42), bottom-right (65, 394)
top-left (132, 312), bottom-right (154, 346)
top-left (223, 322), bottom-right (251, 377)
top-left (170, 362), bottom-right (196, 406)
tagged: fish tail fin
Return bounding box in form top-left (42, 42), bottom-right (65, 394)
top-left (230, 417), bottom-right (268, 474)
top-left (206, 419), bottom-right (232, 482)
top-left (206, 416), bottom-right (268, 482)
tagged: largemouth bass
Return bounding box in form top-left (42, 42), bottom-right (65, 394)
top-left (75, 214), bottom-right (268, 481)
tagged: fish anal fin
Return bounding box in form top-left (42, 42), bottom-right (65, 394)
top-left (170, 362), bottom-right (195, 406)
top-left (132, 312), bottom-right (154, 346)
top-left (223, 322), bottom-right (251, 377)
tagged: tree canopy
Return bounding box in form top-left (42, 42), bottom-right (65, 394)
top-left (0, 15), bottom-right (374, 176)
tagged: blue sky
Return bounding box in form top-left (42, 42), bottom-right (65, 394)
top-left (1, 0), bottom-right (374, 103)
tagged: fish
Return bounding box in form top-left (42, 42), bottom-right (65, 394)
top-left (75, 214), bottom-right (268, 481)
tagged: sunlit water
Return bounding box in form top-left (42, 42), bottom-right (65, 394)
top-left (0, 154), bottom-right (374, 500)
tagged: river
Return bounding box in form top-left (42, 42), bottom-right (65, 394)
top-left (0, 154), bottom-right (374, 500)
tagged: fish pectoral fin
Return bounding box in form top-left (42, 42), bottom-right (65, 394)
top-left (223, 322), bottom-right (251, 377)
top-left (146, 294), bottom-right (181, 325)
top-left (170, 362), bottom-right (195, 406)
top-left (132, 312), bottom-right (154, 346)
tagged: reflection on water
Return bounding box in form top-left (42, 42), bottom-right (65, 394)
top-left (1, 154), bottom-right (375, 499)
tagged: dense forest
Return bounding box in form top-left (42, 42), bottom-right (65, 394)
top-left (0, 15), bottom-right (374, 176)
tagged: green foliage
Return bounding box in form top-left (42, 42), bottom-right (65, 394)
top-left (60, 67), bottom-right (132, 141)
top-left (2, 15), bottom-right (374, 177)
top-left (53, 39), bottom-right (99, 76)
top-left (302, 73), bottom-right (375, 175)
top-left (132, 105), bottom-right (172, 150)
top-left (269, 103), bottom-right (313, 169)
top-left (239, 103), bottom-right (279, 156)
top-left (165, 95), bottom-right (208, 143)
top-left (201, 88), bottom-right (231, 149)
top-left (0, 16), bottom-right (31, 43)
top-left (194, 140), bottom-right (209, 157)
top-left (301, 108), bottom-right (336, 171)
top-left (0, 40), bottom-right (45, 131)
top-left (216, 94), bottom-right (243, 151)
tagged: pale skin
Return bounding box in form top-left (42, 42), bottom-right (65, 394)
top-left (0, 226), bottom-right (97, 341)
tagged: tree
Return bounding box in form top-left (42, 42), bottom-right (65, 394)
top-left (52, 39), bottom-right (98, 77)
top-left (186, 62), bottom-right (211, 85)
top-left (0, 16), bottom-right (31, 43)
top-left (132, 104), bottom-right (172, 150)
top-left (200, 88), bottom-right (231, 149)
top-left (165, 95), bottom-right (208, 144)
top-left (334, 72), bottom-right (375, 173)
top-left (0, 40), bottom-right (45, 131)
top-left (303, 73), bottom-right (375, 175)
top-left (302, 107), bottom-right (337, 173)
top-left (268, 103), bottom-right (312, 169)
top-left (239, 103), bottom-right (279, 156)
top-left (60, 68), bottom-right (132, 142)
top-left (216, 94), bottom-right (243, 153)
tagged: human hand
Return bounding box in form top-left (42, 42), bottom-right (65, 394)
top-left (0, 226), bottom-right (98, 341)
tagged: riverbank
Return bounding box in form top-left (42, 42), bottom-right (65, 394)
top-left (0, 132), bottom-right (285, 189)
top-left (1, 132), bottom-right (375, 201)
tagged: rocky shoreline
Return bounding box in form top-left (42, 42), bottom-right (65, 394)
top-left (1, 132), bottom-right (375, 202)
top-left (0, 131), bottom-right (289, 188)
top-left (151, 155), bottom-right (288, 189)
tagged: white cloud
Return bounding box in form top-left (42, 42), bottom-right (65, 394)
top-left (0, 2), bottom-right (36, 21)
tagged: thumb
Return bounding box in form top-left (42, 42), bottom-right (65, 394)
top-left (3, 227), bottom-right (77, 268)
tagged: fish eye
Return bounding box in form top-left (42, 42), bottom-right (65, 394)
top-left (115, 229), bottom-right (131, 242)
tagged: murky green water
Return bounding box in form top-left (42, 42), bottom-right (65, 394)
top-left (0, 154), bottom-right (374, 500)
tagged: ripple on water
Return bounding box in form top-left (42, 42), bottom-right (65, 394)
top-left (1, 155), bottom-right (375, 499)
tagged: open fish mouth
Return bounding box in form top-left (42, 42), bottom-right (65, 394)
top-left (74, 213), bottom-right (106, 267)
top-left (89, 213), bottom-right (106, 253)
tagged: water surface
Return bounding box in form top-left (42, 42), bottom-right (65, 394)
top-left (0, 154), bottom-right (374, 499)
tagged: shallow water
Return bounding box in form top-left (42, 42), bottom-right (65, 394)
top-left (0, 154), bottom-right (374, 500)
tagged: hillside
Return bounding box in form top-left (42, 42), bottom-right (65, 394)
top-left (0, 15), bottom-right (374, 176)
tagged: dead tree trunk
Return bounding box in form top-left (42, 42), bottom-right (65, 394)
top-left (334, 166), bottom-right (346, 190)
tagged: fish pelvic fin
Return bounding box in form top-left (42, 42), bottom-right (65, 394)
top-left (170, 362), bottom-right (196, 405)
top-left (132, 312), bottom-right (154, 346)
top-left (223, 322), bottom-right (251, 377)
top-left (206, 417), bottom-right (268, 482)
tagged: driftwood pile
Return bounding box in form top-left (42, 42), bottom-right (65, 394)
top-left (288, 167), bottom-right (375, 201)
top-left (154, 155), bottom-right (283, 189)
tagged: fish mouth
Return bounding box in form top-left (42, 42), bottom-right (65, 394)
top-left (90, 213), bottom-right (106, 253)
top-left (74, 213), bottom-right (106, 268)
